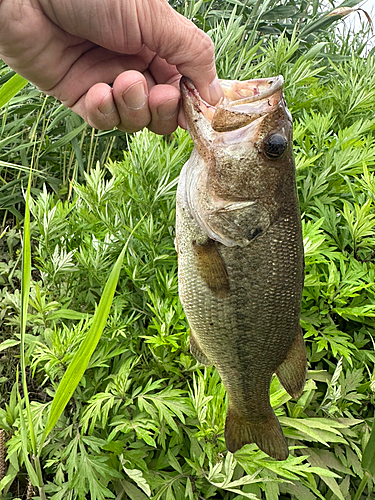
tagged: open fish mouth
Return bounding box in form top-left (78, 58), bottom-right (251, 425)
top-left (180, 76), bottom-right (285, 133)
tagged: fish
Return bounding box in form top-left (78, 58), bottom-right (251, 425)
top-left (175, 75), bottom-right (306, 461)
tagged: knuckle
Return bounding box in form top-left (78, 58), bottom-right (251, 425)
top-left (192, 30), bottom-right (215, 63)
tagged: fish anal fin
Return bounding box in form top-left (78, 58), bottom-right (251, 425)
top-left (276, 329), bottom-right (307, 400)
top-left (192, 239), bottom-right (229, 298)
top-left (190, 330), bottom-right (211, 366)
top-left (225, 405), bottom-right (289, 461)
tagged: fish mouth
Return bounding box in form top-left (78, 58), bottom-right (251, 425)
top-left (180, 76), bottom-right (285, 133)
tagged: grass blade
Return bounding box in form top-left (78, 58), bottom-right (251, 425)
top-left (16, 386), bottom-right (39, 487)
top-left (301, 0), bottom-right (363, 37)
top-left (40, 122), bottom-right (87, 156)
top-left (41, 217), bottom-right (145, 444)
top-left (362, 416), bottom-right (375, 474)
top-left (0, 73), bottom-right (28, 108)
top-left (20, 173), bottom-right (46, 498)
top-left (20, 172), bottom-right (36, 455)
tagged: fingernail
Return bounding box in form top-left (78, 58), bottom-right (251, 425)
top-left (157, 99), bottom-right (179, 121)
top-left (99, 94), bottom-right (115, 115)
top-left (209, 76), bottom-right (223, 105)
top-left (123, 82), bottom-right (147, 110)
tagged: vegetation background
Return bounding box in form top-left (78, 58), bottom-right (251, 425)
top-left (1, 0), bottom-right (375, 499)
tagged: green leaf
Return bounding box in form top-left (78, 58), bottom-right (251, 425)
top-left (40, 122), bottom-right (87, 155)
top-left (333, 305), bottom-right (375, 318)
top-left (0, 73), bottom-right (28, 108)
top-left (261, 5), bottom-right (298, 20)
top-left (120, 480), bottom-right (149, 500)
top-left (42, 243), bottom-right (128, 442)
top-left (122, 466), bottom-right (151, 497)
top-left (362, 417), bottom-right (375, 475)
top-left (16, 374), bottom-right (39, 488)
top-left (17, 409), bottom-right (39, 488)
top-left (279, 417), bottom-right (347, 445)
top-left (264, 477), bottom-right (279, 500)
top-left (0, 339), bottom-right (20, 353)
top-left (306, 449), bottom-right (346, 500)
top-left (301, 0), bottom-right (363, 37)
top-left (47, 308), bottom-right (91, 321)
top-left (20, 171), bottom-right (39, 463)
top-left (167, 450), bottom-right (183, 474)
top-left (304, 42), bottom-right (327, 61)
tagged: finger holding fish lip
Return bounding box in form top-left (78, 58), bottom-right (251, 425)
top-left (147, 84), bottom-right (180, 135)
top-left (112, 71), bottom-right (151, 133)
top-left (180, 76), bottom-right (287, 134)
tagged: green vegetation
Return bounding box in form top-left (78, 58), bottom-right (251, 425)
top-left (1, 1), bottom-right (375, 499)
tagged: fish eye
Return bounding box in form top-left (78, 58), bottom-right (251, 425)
top-left (263, 134), bottom-right (288, 160)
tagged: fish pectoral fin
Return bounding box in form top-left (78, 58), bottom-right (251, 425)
top-left (190, 330), bottom-right (211, 366)
top-left (225, 406), bottom-right (289, 461)
top-left (192, 238), bottom-right (230, 298)
top-left (276, 328), bottom-right (307, 400)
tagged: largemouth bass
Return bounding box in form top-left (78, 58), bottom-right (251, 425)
top-left (176, 76), bottom-right (306, 461)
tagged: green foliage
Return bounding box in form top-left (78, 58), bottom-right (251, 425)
top-left (170, 0), bottom-right (370, 51)
top-left (0, 72), bottom-right (27, 108)
top-left (0, 62), bottom-right (127, 220)
top-left (1, 2), bottom-right (375, 500)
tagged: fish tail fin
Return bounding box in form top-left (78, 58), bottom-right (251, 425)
top-left (276, 328), bottom-right (307, 400)
top-left (225, 405), bottom-right (289, 461)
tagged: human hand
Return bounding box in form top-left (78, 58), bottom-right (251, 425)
top-left (0, 0), bottom-right (223, 135)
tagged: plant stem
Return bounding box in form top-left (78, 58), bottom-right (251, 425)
top-left (34, 456), bottom-right (46, 500)
top-left (251, 0), bottom-right (263, 19)
top-left (353, 471), bottom-right (370, 500)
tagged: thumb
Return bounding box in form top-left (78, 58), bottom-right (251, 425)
top-left (139, 0), bottom-right (223, 105)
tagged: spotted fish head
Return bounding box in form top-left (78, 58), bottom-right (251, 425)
top-left (180, 76), bottom-right (296, 247)
top-left (180, 75), bottom-right (293, 183)
top-left (180, 75), bottom-right (291, 152)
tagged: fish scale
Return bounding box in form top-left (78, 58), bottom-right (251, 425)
top-left (176, 76), bottom-right (306, 460)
